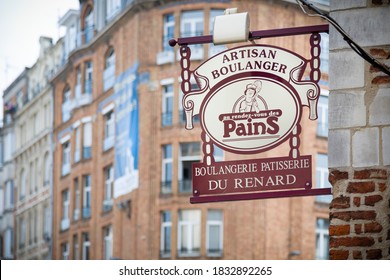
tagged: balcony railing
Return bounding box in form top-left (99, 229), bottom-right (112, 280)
top-left (62, 163), bottom-right (71, 176)
top-left (83, 147), bottom-right (92, 159)
top-left (178, 180), bottom-right (192, 193)
top-left (102, 200), bottom-right (113, 212)
top-left (103, 136), bottom-right (114, 151)
top-left (82, 207), bottom-right (91, 219)
top-left (73, 209), bottom-right (80, 221)
top-left (161, 112), bottom-right (173, 127)
top-left (83, 25), bottom-right (94, 44)
top-left (180, 110), bottom-right (199, 124)
top-left (60, 218), bottom-right (70, 231)
top-left (103, 65), bottom-right (115, 92)
top-left (62, 101), bottom-right (73, 122)
top-left (156, 50), bottom-right (175, 65)
top-left (161, 181), bottom-right (172, 194)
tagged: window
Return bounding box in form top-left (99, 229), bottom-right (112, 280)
top-left (83, 122), bottom-right (92, 159)
top-left (28, 211), bottom-right (33, 245)
top-left (103, 110), bottom-right (115, 151)
top-left (62, 86), bottom-right (72, 122)
top-left (73, 178), bottom-right (80, 221)
top-left (316, 154), bottom-right (332, 203)
top-left (4, 132), bottom-right (14, 162)
top-left (106, 0), bottom-right (121, 21)
top-left (0, 188), bottom-right (3, 214)
top-left (213, 145), bottom-right (224, 162)
top-left (181, 10), bottom-right (203, 37)
top-left (316, 218), bottom-right (329, 259)
top-left (62, 141), bottom-right (71, 176)
top-left (103, 165), bottom-right (114, 212)
top-left (82, 175), bottom-right (91, 219)
top-left (75, 67), bottom-right (82, 98)
top-left (61, 242), bottom-right (69, 260)
top-left (317, 94), bottom-right (328, 137)
top-left (179, 142), bottom-right (201, 193)
top-left (161, 144), bottom-right (173, 194)
top-left (163, 14), bottom-right (175, 51)
top-left (19, 217), bottom-right (26, 249)
top-left (103, 225), bottom-right (113, 260)
top-left (82, 232), bottom-right (90, 260)
top-left (162, 84), bottom-right (173, 126)
top-left (209, 9), bottom-right (226, 57)
top-left (74, 126), bottom-right (81, 163)
top-left (103, 48), bottom-right (115, 91)
top-left (43, 153), bottom-right (50, 185)
top-left (20, 169), bottom-right (26, 200)
top-left (84, 61), bottom-right (93, 94)
top-left (43, 205), bottom-right (50, 239)
top-left (5, 180), bottom-right (14, 209)
top-left (4, 228), bottom-right (14, 259)
top-left (320, 33), bottom-right (329, 73)
top-left (29, 162), bottom-right (34, 195)
top-left (181, 10), bottom-right (204, 60)
top-left (178, 209), bottom-right (201, 257)
top-left (160, 211), bottom-right (172, 257)
top-left (84, 7), bottom-right (94, 44)
top-left (61, 189), bottom-right (70, 231)
top-left (73, 234), bottom-right (79, 260)
top-left (206, 209), bottom-right (223, 256)
top-left (33, 207), bottom-right (38, 244)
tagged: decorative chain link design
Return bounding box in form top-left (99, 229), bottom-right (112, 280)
top-left (180, 46), bottom-right (192, 94)
top-left (310, 32), bottom-right (321, 83)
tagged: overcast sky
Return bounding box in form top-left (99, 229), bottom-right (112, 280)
top-left (0, 0), bottom-right (79, 119)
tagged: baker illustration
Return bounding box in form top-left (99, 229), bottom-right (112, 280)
top-left (238, 80), bottom-right (268, 113)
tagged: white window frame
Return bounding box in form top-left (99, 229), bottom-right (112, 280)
top-left (62, 141), bottom-right (71, 176)
top-left (206, 209), bottom-right (223, 256)
top-left (4, 227), bottom-right (14, 259)
top-left (103, 110), bottom-right (115, 151)
top-left (160, 211), bottom-right (172, 257)
top-left (82, 232), bottom-right (90, 260)
top-left (179, 142), bottom-right (201, 193)
top-left (5, 180), bottom-right (14, 209)
top-left (178, 209), bottom-right (201, 257)
top-left (74, 125), bottom-right (81, 163)
top-left (180, 10), bottom-right (204, 37)
top-left (73, 235), bottom-right (79, 260)
top-left (44, 153), bottom-right (50, 185)
top-left (316, 154), bottom-right (332, 203)
top-left (61, 242), bottom-right (69, 260)
top-left (103, 225), bottom-right (113, 260)
top-left (162, 84), bottom-right (174, 126)
top-left (106, 0), bottom-right (121, 21)
top-left (61, 190), bottom-right (70, 231)
top-left (74, 178), bottom-right (80, 221)
top-left (19, 217), bottom-right (26, 249)
top-left (161, 144), bottom-right (173, 194)
top-left (163, 13), bottom-right (175, 51)
top-left (20, 169), bottom-right (26, 200)
top-left (83, 175), bottom-right (91, 219)
top-left (84, 61), bottom-right (93, 94)
top-left (317, 93), bottom-right (329, 137)
top-left (104, 165), bottom-right (114, 201)
top-left (316, 218), bottom-right (329, 260)
top-left (83, 121), bottom-right (92, 159)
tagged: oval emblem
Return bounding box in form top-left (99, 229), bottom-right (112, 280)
top-left (201, 75), bottom-right (301, 154)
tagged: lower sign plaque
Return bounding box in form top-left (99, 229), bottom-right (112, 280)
top-left (191, 155), bottom-right (330, 203)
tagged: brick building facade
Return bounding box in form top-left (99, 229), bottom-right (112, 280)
top-left (1, 0), bottom-right (331, 260)
top-left (50, 0), bottom-right (329, 260)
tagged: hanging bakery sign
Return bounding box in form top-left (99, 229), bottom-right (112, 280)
top-left (170, 13), bottom-right (331, 203)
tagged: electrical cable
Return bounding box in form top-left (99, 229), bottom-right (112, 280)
top-left (296, 0), bottom-right (390, 76)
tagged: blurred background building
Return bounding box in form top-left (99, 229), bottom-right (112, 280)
top-left (0, 0), bottom-right (331, 260)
